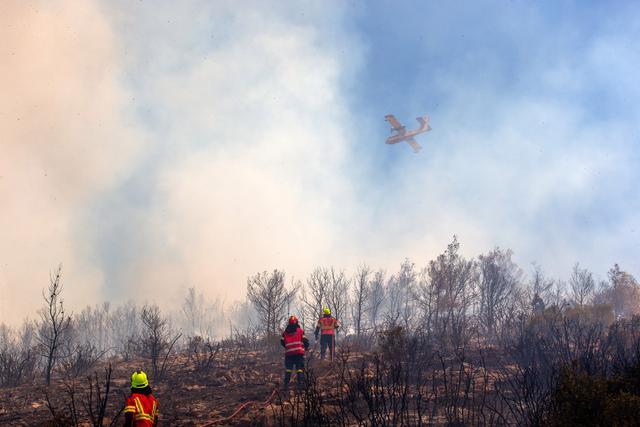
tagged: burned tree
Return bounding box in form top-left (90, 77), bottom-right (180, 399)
top-left (83, 363), bottom-right (116, 427)
top-left (387, 259), bottom-right (417, 328)
top-left (0, 322), bottom-right (37, 387)
top-left (37, 265), bottom-right (72, 386)
top-left (477, 248), bottom-right (522, 339)
top-left (182, 287), bottom-right (206, 338)
top-left (367, 269), bottom-right (386, 334)
top-left (140, 305), bottom-right (181, 380)
top-left (300, 267), bottom-right (330, 330)
top-left (569, 263), bottom-right (595, 308)
top-left (247, 269), bottom-right (296, 338)
top-left (418, 237), bottom-right (477, 346)
top-left (530, 263), bottom-right (555, 306)
top-left (326, 267), bottom-right (350, 333)
top-left (351, 265), bottom-right (371, 338)
top-left (108, 301), bottom-right (140, 361)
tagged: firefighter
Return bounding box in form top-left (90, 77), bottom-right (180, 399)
top-left (280, 315), bottom-right (309, 391)
top-left (315, 307), bottom-right (340, 361)
top-left (123, 370), bottom-right (159, 426)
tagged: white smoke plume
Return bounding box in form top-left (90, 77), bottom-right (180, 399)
top-left (1, 1), bottom-right (364, 322)
top-left (1, 0), bottom-right (145, 322)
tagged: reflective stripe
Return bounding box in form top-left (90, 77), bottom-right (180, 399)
top-left (123, 405), bottom-right (136, 413)
top-left (319, 317), bottom-right (337, 334)
top-left (286, 369), bottom-right (294, 373)
top-left (134, 397), bottom-right (144, 414)
top-left (283, 327), bottom-right (305, 355)
top-left (131, 396), bottom-right (157, 423)
top-left (296, 369), bottom-right (304, 373)
top-left (135, 414), bottom-right (153, 420)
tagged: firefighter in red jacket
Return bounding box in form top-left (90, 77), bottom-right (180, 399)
top-left (280, 315), bottom-right (309, 391)
top-left (123, 370), bottom-right (159, 426)
top-left (315, 307), bottom-right (340, 361)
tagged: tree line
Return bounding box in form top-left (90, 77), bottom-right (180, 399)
top-left (246, 236), bottom-right (640, 346)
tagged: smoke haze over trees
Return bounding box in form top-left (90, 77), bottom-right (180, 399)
top-left (2, 237), bottom-right (640, 424)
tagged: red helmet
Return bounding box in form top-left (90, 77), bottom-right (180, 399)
top-left (288, 315), bottom-right (298, 325)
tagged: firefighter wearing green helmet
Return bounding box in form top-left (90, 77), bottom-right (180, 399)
top-left (315, 307), bottom-right (340, 361)
top-left (123, 370), bottom-right (159, 426)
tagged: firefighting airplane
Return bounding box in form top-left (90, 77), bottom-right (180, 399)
top-left (384, 114), bottom-right (432, 153)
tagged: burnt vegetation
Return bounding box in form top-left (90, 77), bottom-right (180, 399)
top-left (2, 237), bottom-right (640, 425)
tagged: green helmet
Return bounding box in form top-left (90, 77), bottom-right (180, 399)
top-left (131, 370), bottom-right (149, 389)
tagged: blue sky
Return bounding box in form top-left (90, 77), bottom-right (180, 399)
top-left (2, 0), bottom-right (639, 319)
top-left (344, 0), bottom-right (640, 273)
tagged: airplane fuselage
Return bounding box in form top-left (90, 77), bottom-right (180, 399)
top-left (385, 129), bottom-right (427, 145)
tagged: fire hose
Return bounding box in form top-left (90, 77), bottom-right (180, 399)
top-left (200, 364), bottom-right (334, 426)
top-left (201, 388), bottom-right (278, 426)
top-left (317, 364), bottom-right (334, 380)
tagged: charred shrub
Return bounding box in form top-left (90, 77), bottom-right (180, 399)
top-left (376, 325), bottom-right (407, 361)
top-left (0, 345), bottom-right (36, 387)
top-left (60, 342), bottom-right (105, 378)
top-left (186, 335), bottom-right (220, 372)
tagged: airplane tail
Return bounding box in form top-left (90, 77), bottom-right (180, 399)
top-left (416, 115), bottom-right (432, 132)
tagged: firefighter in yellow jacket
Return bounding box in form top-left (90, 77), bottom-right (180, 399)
top-left (314, 307), bottom-right (340, 361)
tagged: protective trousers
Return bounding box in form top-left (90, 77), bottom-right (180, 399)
top-left (320, 334), bottom-right (334, 360)
top-left (284, 354), bottom-right (304, 390)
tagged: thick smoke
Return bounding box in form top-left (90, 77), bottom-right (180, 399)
top-left (1, 1), bottom-right (364, 321)
top-left (0, 0), bottom-right (145, 321)
top-left (97, 2), bottom-right (363, 304)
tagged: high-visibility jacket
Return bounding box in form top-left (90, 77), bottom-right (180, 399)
top-left (123, 393), bottom-right (159, 426)
top-left (317, 316), bottom-right (339, 335)
top-left (282, 327), bottom-right (306, 356)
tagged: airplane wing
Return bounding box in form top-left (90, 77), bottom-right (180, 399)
top-left (416, 115), bottom-right (432, 132)
top-left (406, 137), bottom-right (422, 153)
top-left (385, 114), bottom-right (405, 132)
